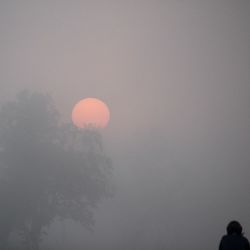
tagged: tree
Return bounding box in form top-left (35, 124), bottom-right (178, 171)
top-left (0, 91), bottom-right (113, 250)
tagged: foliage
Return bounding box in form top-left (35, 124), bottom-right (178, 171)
top-left (0, 91), bottom-right (113, 250)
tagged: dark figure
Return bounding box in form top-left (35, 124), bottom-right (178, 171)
top-left (219, 221), bottom-right (250, 250)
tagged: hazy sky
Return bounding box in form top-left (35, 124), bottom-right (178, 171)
top-left (0, 1), bottom-right (250, 249)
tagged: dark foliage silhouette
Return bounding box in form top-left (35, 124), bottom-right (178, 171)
top-left (0, 91), bottom-right (113, 250)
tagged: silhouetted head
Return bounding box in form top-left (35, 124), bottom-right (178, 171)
top-left (226, 221), bottom-right (243, 235)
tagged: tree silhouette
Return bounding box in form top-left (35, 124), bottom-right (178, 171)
top-left (0, 91), bottom-right (113, 250)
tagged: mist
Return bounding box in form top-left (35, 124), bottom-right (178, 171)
top-left (0, 1), bottom-right (250, 250)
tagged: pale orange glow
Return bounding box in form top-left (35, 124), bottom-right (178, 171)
top-left (72, 98), bottom-right (110, 129)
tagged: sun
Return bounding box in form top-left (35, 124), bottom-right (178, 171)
top-left (72, 98), bottom-right (110, 129)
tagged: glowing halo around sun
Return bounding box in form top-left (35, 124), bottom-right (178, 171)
top-left (72, 98), bottom-right (110, 129)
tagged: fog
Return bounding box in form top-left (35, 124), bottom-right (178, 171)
top-left (0, 1), bottom-right (250, 249)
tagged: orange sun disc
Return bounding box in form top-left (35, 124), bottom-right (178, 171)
top-left (72, 98), bottom-right (110, 129)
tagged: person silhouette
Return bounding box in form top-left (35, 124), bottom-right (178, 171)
top-left (219, 221), bottom-right (250, 250)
